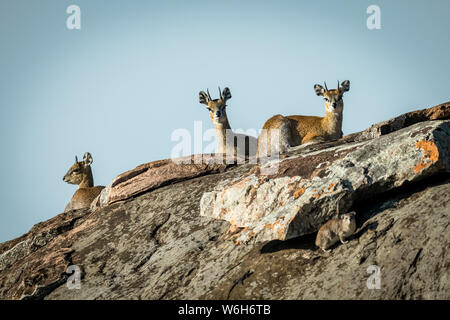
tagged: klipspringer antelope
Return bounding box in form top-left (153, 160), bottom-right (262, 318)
top-left (63, 152), bottom-right (105, 212)
top-left (257, 80), bottom-right (350, 157)
top-left (199, 87), bottom-right (257, 158)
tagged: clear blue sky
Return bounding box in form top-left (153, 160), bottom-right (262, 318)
top-left (0, 0), bottom-right (449, 242)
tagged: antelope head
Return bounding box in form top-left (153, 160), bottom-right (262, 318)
top-left (199, 87), bottom-right (232, 126)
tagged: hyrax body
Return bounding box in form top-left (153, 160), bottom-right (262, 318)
top-left (63, 152), bottom-right (105, 212)
top-left (315, 211), bottom-right (356, 252)
top-left (257, 80), bottom-right (350, 157)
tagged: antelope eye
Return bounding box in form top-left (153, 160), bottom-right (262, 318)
top-left (207, 108), bottom-right (212, 112)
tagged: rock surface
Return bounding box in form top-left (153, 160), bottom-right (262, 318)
top-left (0, 103), bottom-right (449, 300)
top-left (200, 120), bottom-right (450, 243)
top-left (104, 154), bottom-right (245, 205)
top-left (355, 101), bottom-right (449, 141)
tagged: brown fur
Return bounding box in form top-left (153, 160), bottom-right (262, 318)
top-left (315, 212), bottom-right (356, 252)
top-left (63, 152), bottom-right (105, 212)
top-left (257, 81), bottom-right (350, 157)
top-left (65, 186), bottom-right (105, 212)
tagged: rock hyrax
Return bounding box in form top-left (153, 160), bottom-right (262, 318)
top-left (315, 212), bottom-right (356, 252)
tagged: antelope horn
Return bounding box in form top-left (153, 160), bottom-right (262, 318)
top-left (206, 88), bottom-right (212, 101)
top-left (337, 80), bottom-right (340, 89)
top-left (324, 82), bottom-right (328, 91)
top-left (218, 86), bottom-right (221, 100)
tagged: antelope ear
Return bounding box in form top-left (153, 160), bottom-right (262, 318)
top-left (339, 80), bottom-right (350, 93)
top-left (314, 84), bottom-right (325, 96)
top-left (83, 152), bottom-right (93, 166)
top-left (199, 91), bottom-right (209, 105)
top-left (221, 87), bottom-right (232, 102)
top-left (75, 155), bottom-right (79, 163)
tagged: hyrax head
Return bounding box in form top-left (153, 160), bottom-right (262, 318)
top-left (314, 80), bottom-right (350, 113)
top-left (339, 211), bottom-right (356, 226)
top-left (199, 87), bottom-right (232, 125)
top-left (63, 152), bottom-right (93, 186)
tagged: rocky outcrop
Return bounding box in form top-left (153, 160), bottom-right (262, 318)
top-left (105, 154), bottom-right (244, 205)
top-left (354, 101), bottom-right (450, 141)
top-left (0, 102), bottom-right (449, 300)
top-left (0, 209), bottom-right (87, 299)
top-left (200, 120), bottom-right (450, 243)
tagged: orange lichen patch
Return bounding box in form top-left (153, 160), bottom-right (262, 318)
top-left (289, 217), bottom-right (294, 221)
top-left (413, 140), bottom-right (440, 173)
top-left (327, 183), bottom-right (337, 192)
top-left (234, 240), bottom-right (240, 245)
top-left (293, 187), bottom-right (306, 199)
top-left (277, 227), bottom-right (285, 240)
top-left (264, 224), bottom-right (272, 229)
top-left (312, 193), bottom-right (320, 199)
top-left (242, 227), bottom-right (248, 232)
top-left (258, 178), bottom-right (267, 185)
top-left (248, 231), bottom-right (255, 237)
top-left (219, 208), bottom-right (230, 218)
top-left (271, 219), bottom-right (281, 229)
top-left (286, 182), bottom-right (296, 193)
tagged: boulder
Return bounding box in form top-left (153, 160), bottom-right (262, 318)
top-left (105, 154), bottom-right (245, 205)
top-left (200, 120), bottom-right (450, 243)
